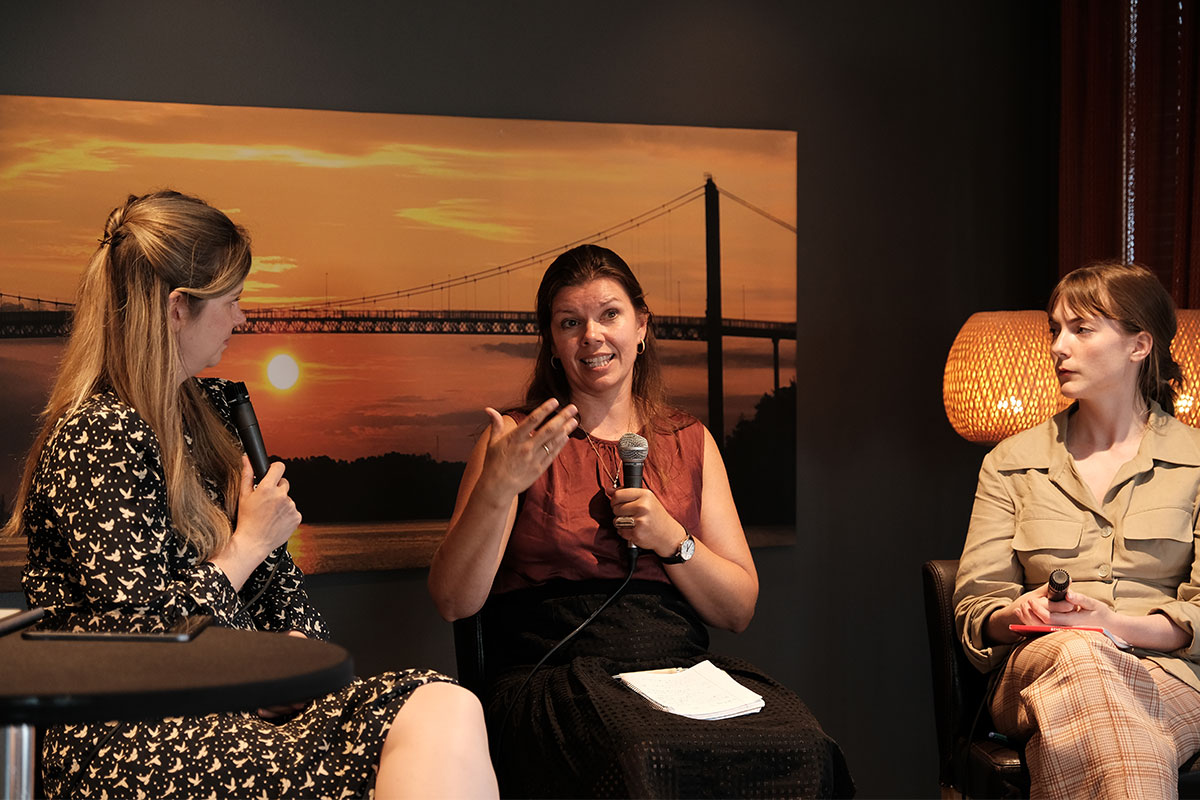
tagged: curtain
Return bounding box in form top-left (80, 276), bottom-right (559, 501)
top-left (1059, 0), bottom-right (1200, 307)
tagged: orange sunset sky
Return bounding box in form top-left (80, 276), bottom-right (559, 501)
top-left (0, 94), bottom-right (796, 498)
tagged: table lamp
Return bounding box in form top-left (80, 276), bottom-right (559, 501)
top-left (944, 309), bottom-right (1200, 444)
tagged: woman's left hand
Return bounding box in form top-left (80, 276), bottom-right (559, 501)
top-left (1046, 591), bottom-right (1190, 651)
top-left (608, 486), bottom-right (687, 558)
top-left (1044, 591), bottom-right (1116, 629)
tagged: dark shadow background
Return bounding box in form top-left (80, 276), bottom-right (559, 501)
top-left (0, 2), bottom-right (1060, 796)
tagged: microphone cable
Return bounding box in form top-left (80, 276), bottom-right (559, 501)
top-left (497, 547), bottom-right (640, 738)
top-left (239, 548), bottom-right (286, 611)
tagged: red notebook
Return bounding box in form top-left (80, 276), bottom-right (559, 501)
top-left (1010, 624), bottom-right (1131, 650)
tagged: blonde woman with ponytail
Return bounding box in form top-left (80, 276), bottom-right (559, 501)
top-left (6, 191), bottom-right (497, 799)
top-left (954, 263), bottom-right (1200, 798)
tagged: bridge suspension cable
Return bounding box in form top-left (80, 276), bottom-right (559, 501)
top-left (2, 181), bottom-right (796, 311)
top-left (285, 184), bottom-right (706, 311)
top-left (717, 187), bottom-right (797, 234)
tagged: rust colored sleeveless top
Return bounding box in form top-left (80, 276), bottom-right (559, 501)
top-left (492, 413), bottom-right (705, 594)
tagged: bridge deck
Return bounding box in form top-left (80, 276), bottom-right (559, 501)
top-left (0, 309), bottom-right (796, 340)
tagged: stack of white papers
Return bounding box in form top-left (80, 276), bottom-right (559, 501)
top-left (614, 659), bottom-right (765, 720)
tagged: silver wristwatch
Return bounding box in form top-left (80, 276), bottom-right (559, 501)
top-left (661, 532), bottom-right (695, 564)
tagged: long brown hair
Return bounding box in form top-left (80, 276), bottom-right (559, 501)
top-left (4, 191), bottom-right (252, 559)
top-left (523, 244), bottom-right (674, 432)
top-left (1048, 261), bottom-right (1182, 415)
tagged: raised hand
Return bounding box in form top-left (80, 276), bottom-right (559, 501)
top-left (475, 398), bottom-right (578, 501)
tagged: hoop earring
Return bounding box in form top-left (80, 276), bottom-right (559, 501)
top-left (551, 355), bottom-right (562, 369)
top-left (637, 340), bottom-right (645, 355)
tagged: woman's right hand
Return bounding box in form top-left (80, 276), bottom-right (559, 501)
top-left (985, 582), bottom-right (1072, 644)
top-left (428, 399), bottom-right (576, 621)
top-left (474, 399), bottom-right (578, 502)
top-left (235, 456), bottom-right (302, 557)
top-left (211, 456), bottom-right (301, 591)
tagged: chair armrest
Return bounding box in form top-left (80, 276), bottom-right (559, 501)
top-left (452, 614), bottom-right (486, 696)
top-left (922, 558), bottom-right (968, 787)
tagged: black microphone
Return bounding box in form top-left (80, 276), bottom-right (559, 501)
top-left (1048, 568), bottom-right (1071, 601)
top-left (222, 381), bottom-right (270, 482)
top-left (222, 380), bottom-right (287, 608)
top-left (618, 433), bottom-right (649, 560)
top-left (618, 432), bottom-right (648, 490)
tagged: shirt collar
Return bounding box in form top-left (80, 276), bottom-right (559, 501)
top-left (991, 400), bottom-right (1200, 472)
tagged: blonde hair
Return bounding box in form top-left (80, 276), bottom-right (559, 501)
top-left (4, 191), bottom-right (252, 559)
top-left (1048, 261), bottom-right (1182, 415)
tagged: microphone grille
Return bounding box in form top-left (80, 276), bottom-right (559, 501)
top-left (1048, 568), bottom-right (1070, 593)
top-left (222, 380), bottom-right (250, 405)
top-left (618, 433), bottom-right (649, 463)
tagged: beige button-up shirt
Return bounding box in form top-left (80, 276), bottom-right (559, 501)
top-left (954, 403), bottom-right (1200, 691)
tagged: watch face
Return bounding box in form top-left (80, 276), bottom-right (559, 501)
top-left (679, 536), bottom-right (696, 561)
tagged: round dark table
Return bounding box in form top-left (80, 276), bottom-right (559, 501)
top-left (0, 625), bottom-right (355, 798)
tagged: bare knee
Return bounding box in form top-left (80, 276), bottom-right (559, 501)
top-left (377, 682), bottom-right (498, 798)
top-left (389, 682), bottom-right (485, 742)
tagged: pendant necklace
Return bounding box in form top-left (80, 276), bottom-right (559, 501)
top-left (583, 429), bottom-right (620, 489)
top-left (582, 410), bottom-right (640, 490)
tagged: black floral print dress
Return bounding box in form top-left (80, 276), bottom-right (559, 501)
top-left (21, 378), bottom-right (451, 799)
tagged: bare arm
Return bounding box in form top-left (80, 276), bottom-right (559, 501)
top-left (428, 399), bottom-right (578, 621)
top-left (611, 426), bottom-right (758, 632)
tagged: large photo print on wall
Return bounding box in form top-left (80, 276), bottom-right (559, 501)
top-left (0, 94), bottom-right (797, 569)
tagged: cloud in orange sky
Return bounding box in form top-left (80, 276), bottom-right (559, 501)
top-left (395, 199), bottom-right (533, 243)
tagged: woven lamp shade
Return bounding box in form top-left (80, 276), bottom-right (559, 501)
top-left (944, 309), bottom-right (1200, 444)
top-left (944, 311), bottom-right (1068, 444)
top-left (1174, 309), bottom-right (1200, 428)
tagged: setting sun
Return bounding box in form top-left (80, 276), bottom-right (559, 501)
top-left (266, 353), bottom-right (300, 390)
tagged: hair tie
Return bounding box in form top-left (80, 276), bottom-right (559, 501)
top-left (98, 231), bottom-right (125, 249)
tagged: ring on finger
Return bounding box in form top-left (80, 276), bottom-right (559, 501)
top-left (542, 443), bottom-right (551, 455)
top-left (614, 516), bottom-right (635, 529)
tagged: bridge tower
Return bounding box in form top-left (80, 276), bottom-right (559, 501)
top-left (705, 176), bottom-right (724, 449)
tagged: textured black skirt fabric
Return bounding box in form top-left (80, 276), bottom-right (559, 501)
top-left (480, 580), bottom-right (855, 799)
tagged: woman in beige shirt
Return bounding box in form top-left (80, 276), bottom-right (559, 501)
top-left (954, 262), bottom-right (1200, 799)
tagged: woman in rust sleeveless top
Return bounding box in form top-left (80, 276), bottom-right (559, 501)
top-left (429, 244), bottom-right (853, 798)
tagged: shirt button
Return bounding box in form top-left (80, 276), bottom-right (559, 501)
top-left (1099, 564), bottom-right (1110, 578)
top-left (1101, 525), bottom-right (1113, 538)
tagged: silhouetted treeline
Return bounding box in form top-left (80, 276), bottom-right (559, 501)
top-left (283, 452), bottom-right (466, 522)
top-left (724, 381), bottom-right (797, 525)
top-left (276, 383), bottom-right (795, 526)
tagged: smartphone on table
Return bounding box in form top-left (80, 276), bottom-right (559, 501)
top-left (22, 614), bottom-right (213, 642)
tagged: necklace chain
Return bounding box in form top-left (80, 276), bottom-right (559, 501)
top-left (583, 429), bottom-right (620, 489)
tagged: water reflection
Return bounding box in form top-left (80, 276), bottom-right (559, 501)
top-left (287, 522), bottom-right (792, 576)
top-left (288, 521), bottom-right (446, 575)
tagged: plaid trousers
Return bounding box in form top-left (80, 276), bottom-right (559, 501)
top-left (991, 629), bottom-right (1200, 800)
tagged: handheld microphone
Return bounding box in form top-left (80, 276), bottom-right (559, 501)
top-left (617, 433), bottom-right (649, 561)
top-left (618, 433), bottom-right (648, 490)
top-left (1048, 568), bottom-right (1071, 601)
top-left (223, 381), bottom-right (270, 482)
top-left (222, 380), bottom-right (286, 608)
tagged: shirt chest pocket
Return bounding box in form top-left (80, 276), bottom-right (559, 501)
top-left (1121, 506), bottom-right (1194, 579)
top-left (1013, 518), bottom-right (1083, 553)
top-left (1122, 506), bottom-right (1194, 545)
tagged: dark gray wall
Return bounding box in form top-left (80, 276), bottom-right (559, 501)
top-left (0, 2), bottom-right (1060, 796)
